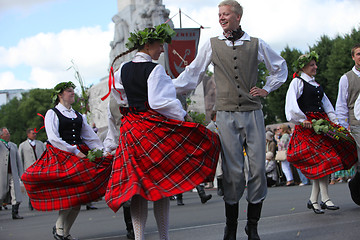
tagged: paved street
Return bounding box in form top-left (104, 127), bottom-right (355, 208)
top-left (1, 182), bottom-right (360, 240)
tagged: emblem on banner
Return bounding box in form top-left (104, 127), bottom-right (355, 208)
top-left (164, 28), bottom-right (200, 78)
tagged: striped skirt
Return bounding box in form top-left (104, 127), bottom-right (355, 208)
top-left (22, 144), bottom-right (113, 211)
top-left (105, 109), bottom-right (221, 212)
top-left (287, 112), bottom-right (357, 180)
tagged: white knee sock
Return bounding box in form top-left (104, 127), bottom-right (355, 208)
top-left (63, 206), bottom-right (80, 237)
top-left (131, 195), bottom-right (148, 240)
top-left (319, 176), bottom-right (334, 205)
top-left (56, 209), bottom-right (71, 236)
top-left (154, 198), bottom-right (170, 240)
top-left (310, 179), bottom-right (320, 209)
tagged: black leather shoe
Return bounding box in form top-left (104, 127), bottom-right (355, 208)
top-left (12, 213), bottom-right (24, 219)
top-left (126, 229), bottom-right (135, 239)
top-left (53, 226), bottom-right (64, 240)
top-left (86, 204), bottom-right (97, 210)
top-left (307, 200), bottom-right (324, 214)
top-left (245, 224), bottom-right (260, 240)
top-left (200, 194), bottom-right (212, 204)
top-left (320, 199), bottom-right (340, 210)
top-left (223, 225), bottom-right (237, 240)
top-left (63, 235), bottom-right (79, 240)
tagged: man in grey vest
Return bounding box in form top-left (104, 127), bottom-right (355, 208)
top-left (335, 43), bottom-right (360, 205)
top-left (0, 127), bottom-right (24, 219)
top-left (19, 128), bottom-right (46, 210)
top-left (173, 1), bottom-right (287, 239)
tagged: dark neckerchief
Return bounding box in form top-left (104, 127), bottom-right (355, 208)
top-left (223, 26), bottom-right (244, 43)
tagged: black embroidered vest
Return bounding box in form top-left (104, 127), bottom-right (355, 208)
top-left (52, 107), bottom-right (83, 145)
top-left (297, 78), bottom-right (324, 113)
top-left (121, 61), bottom-right (157, 111)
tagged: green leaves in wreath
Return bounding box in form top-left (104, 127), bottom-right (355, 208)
top-left (292, 51), bottom-right (319, 72)
top-left (125, 23), bottom-right (176, 49)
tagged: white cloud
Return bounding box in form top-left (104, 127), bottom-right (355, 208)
top-left (0, 23), bottom-right (114, 90)
top-left (0, 71), bottom-right (33, 89)
top-left (0, 0), bottom-right (58, 12)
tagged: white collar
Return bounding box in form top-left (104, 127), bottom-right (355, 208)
top-left (353, 66), bottom-right (360, 76)
top-left (132, 52), bottom-right (152, 63)
top-left (300, 72), bottom-right (316, 83)
top-left (28, 139), bottom-right (36, 146)
top-left (218, 31), bottom-right (250, 42)
top-left (56, 103), bottom-right (74, 112)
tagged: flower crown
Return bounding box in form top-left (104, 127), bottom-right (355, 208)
top-left (52, 81), bottom-right (76, 104)
top-left (293, 51), bottom-right (319, 72)
top-left (125, 23), bottom-right (176, 50)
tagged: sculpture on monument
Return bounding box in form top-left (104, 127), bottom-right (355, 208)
top-left (109, 0), bottom-right (172, 70)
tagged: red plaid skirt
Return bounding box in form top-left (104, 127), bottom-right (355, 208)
top-left (22, 144), bottom-right (113, 211)
top-left (105, 110), bottom-right (220, 212)
top-left (287, 112), bottom-right (358, 180)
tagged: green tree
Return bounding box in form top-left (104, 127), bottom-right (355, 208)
top-left (0, 97), bottom-right (24, 144)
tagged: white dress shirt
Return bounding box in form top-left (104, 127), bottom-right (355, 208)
top-left (103, 101), bottom-right (120, 153)
top-left (285, 72), bottom-right (336, 125)
top-left (172, 32), bottom-right (288, 95)
top-left (44, 103), bottom-right (103, 155)
top-left (112, 52), bottom-right (187, 121)
top-left (28, 139), bottom-right (35, 147)
top-left (335, 66), bottom-right (360, 128)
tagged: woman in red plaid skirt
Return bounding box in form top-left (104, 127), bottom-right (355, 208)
top-left (22, 82), bottom-right (113, 240)
top-left (103, 24), bottom-right (220, 240)
top-left (285, 52), bottom-right (357, 214)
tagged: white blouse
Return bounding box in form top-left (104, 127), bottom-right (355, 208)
top-left (112, 52), bottom-right (187, 121)
top-left (285, 72), bottom-right (336, 125)
top-left (44, 103), bottom-right (104, 155)
top-left (172, 32), bottom-right (288, 95)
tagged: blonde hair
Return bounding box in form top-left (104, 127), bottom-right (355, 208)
top-left (218, 0), bottom-right (243, 17)
top-left (280, 124), bottom-right (291, 134)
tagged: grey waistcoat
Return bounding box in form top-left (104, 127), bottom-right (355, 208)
top-left (346, 69), bottom-right (360, 126)
top-left (210, 37), bottom-right (260, 112)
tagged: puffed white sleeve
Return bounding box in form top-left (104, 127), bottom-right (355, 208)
top-left (355, 94), bottom-right (360, 120)
top-left (335, 74), bottom-right (349, 128)
top-left (258, 39), bottom-right (288, 94)
top-left (79, 115), bottom-right (104, 151)
top-left (322, 93), bottom-right (336, 123)
top-left (285, 78), bottom-right (307, 124)
top-left (103, 102), bottom-right (120, 153)
top-left (148, 64), bottom-right (187, 121)
top-left (112, 63), bottom-right (128, 106)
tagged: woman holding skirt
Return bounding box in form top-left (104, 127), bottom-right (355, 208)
top-left (22, 82), bottom-right (113, 240)
top-left (285, 51), bottom-right (357, 214)
top-left (103, 24), bottom-right (221, 239)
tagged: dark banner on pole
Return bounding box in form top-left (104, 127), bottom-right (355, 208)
top-left (164, 28), bottom-right (200, 78)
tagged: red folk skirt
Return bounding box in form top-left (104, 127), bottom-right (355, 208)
top-left (287, 112), bottom-right (357, 180)
top-left (22, 144), bottom-right (113, 211)
top-left (105, 109), bottom-right (221, 212)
